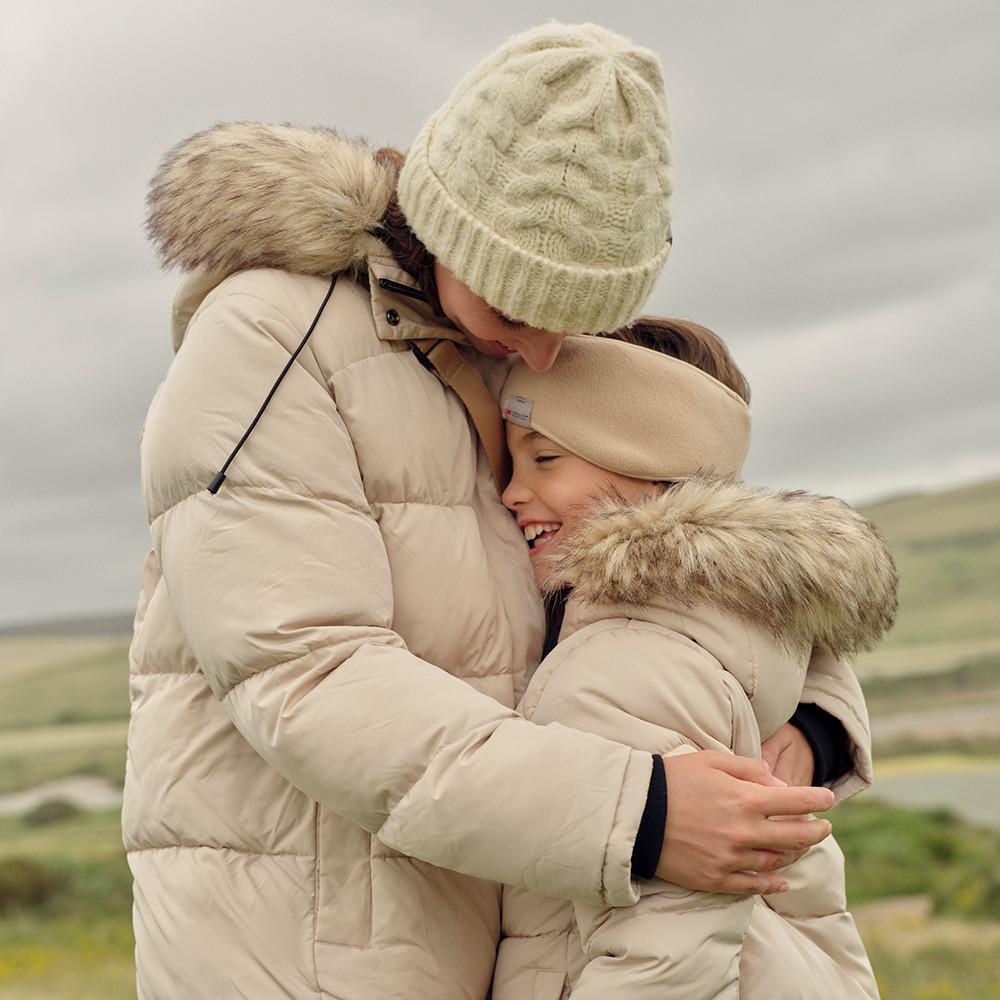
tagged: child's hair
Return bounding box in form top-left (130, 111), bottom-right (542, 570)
top-left (599, 317), bottom-right (751, 404)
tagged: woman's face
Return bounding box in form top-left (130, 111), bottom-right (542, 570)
top-left (434, 262), bottom-right (567, 373)
top-left (502, 424), bottom-right (659, 586)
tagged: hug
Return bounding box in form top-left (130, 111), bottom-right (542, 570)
top-left (127, 21), bottom-right (894, 999)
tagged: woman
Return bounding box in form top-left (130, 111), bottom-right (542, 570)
top-left (126, 22), bottom-right (862, 999)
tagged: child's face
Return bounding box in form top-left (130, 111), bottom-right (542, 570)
top-left (503, 424), bottom-right (659, 586)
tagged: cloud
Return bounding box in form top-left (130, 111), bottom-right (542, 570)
top-left (739, 258), bottom-right (1000, 500)
top-left (1, 0), bottom-right (998, 623)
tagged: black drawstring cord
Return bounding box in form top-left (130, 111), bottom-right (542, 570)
top-left (207, 274), bottom-right (339, 494)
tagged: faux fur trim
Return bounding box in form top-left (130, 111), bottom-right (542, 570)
top-left (146, 123), bottom-right (397, 277)
top-left (551, 478), bottom-right (897, 659)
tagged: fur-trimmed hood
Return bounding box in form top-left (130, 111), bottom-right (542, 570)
top-left (146, 123), bottom-right (397, 278)
top-left (550, 478), bottom-right (897, 660)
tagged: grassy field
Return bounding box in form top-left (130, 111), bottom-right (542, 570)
top-left (0, 634), bottom-right (129, 798)
top-left (2, 800), bottom-right (1000, 998)
top-left (0, 637), bottom-right (129, 731)
top-left (857, 897), bottom-right (1000, 1000)
top-left (0, 477), bottom-right (996, 997)
top-left (0, 722), bottom-right (127, 798)
top-left (855, 478), bottom-right (1000, 676)
top-left (0, 810), bottom-right (133, 997)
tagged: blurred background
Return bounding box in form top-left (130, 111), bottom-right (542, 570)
top-left (1, 1), bottom-right (997, 997)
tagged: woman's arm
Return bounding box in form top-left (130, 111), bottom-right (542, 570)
top-left (144, 283), bottom-right (651, 906)
top-left (146, 277), bottom-right (832, 904)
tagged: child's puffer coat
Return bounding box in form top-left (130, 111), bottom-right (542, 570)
top-left (494, 479), bottom-right (895, 1000)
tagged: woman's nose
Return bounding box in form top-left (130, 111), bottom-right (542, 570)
top-left (517, 331), bottom-right (565, 373)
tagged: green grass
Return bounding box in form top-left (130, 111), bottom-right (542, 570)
top-left (0, 801), bottom-right (996, 998)
top-left (0, 914), bottom-right (135, 999)
top-left (865, 935), bottom-right (1000, 1000)
top-left (0, 479), bottom-right (992, 995)
top-left (0, 723), bottom-right (127, 797)
top-left (834, 797), bottom-right (1000, 917)
top-left (0, 811), bottom-right (123, 863)
top-left (857, 479), bottom-right (1000, 658)
top-left (0, 808), bottom-right (134, 998)
top-left (0, 632), bottom-right (129, 795)
top-left (857, 637), bottom-right (1000, 682)
top-left (862, 654), bottom-right (1000, 714)
top-left (875, 735), bottom-right (1000, 759)
top-left (0, 639), bottom-right (129, 731)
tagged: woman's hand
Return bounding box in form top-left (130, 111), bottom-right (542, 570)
top-left (655, 751), bottom-right (834, 895)
top-left (761, 722), bottom-right (815, 787)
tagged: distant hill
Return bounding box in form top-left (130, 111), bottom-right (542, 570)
top-left (856, 477), bottom-right (1000, 678)
top-left (0, 612), bottom-right (135, 638)
top-left (2, 476), bottom-right (996, 664)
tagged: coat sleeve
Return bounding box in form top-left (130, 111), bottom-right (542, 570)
top-left (799, 647), bottom-right (874, 801)
top-left (142, 286), bottom-right (651, 907)
top-left (518, 619), bottom-right (761, 1000)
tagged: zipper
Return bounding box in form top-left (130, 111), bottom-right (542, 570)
top-left (377, 276), bottom-right (427, 301)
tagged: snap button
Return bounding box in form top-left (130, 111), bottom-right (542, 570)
top-left (386, 308), bottom-right (401, 326)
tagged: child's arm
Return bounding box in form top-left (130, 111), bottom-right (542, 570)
top-left (519, 618), bottom-right (763, 1000)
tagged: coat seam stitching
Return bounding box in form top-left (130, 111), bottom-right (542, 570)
top-left (375, 739), bottom-right (449, 842)
top-left (312, 802), bottom-right (322, 994)
top-left (127, 844), bottom-right (313, 858)
top-left (501, 928), bottom-right (574, 940)
top-left (129, 671), bottom-right (203, 678)
top-left (149, 483), bottom-right (372, 523)
top-left (149, 487), bottom-right (475, 524)
top-left (601, 748), bottom-right (636, 905)
top-left (221, 640), bottom-right (380, 697)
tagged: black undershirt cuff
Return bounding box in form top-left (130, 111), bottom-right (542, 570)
top-left (631, 754), bottom-right (666, 880)
top-left (788, 703), bottom-right (854, 787)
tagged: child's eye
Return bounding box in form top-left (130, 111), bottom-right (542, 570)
top-left (535, 454), bottom-right (559, 464)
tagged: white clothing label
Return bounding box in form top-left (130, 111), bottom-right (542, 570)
top-left (502, 394), bottom-right (534, 428)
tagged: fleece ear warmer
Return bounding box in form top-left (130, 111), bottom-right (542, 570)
top-left (502, 335), bottom-right (750, 480)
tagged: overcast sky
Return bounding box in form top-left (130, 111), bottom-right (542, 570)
top-left (1, 0), bottom-right (997, 626)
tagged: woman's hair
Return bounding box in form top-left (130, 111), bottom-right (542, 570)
top-left (599, 317), bottom-right (751, 404)
top-left (372, 147), bottom-right (442, 313)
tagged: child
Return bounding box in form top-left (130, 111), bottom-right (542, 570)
top-left (492, 321), bottom-right (893, 999)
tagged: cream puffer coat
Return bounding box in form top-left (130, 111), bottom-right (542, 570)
top-left (125, 124), bottom-right (654, 1000)
top-left (493, 481), bottom-right (895, 1000)
top-left (126, 124), bottom-right (876, 1000)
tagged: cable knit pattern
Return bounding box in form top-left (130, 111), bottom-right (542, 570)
top-left (399, 22), bottom-right (673, 334)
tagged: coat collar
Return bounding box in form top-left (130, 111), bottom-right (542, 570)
top-left (168, 237), bottom-right (468, 352)
top-left (149, 123), bottom-right (468, 349)
top-left (365, 243), bottom-right (465, 346)
top-left (546, 477), bottom-right (897, 660)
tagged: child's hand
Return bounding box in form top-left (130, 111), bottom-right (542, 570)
top-left (761, 723), bottom-right (814, 787)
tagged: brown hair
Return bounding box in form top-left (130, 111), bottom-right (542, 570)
top-left (600, 317), bottom-right (751, 404)
top-left (371, 146), bottom-right (442, 314)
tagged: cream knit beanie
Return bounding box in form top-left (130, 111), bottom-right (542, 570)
top-left (502, 336), bottom-right (751, 480)
top-left (397, 22), bottom-right (673, 335)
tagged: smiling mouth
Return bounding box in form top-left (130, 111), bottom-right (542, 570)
top-left (523, 523), bottom-right (561, 554)
top-left (488, 341), bottom-right (518, 355)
